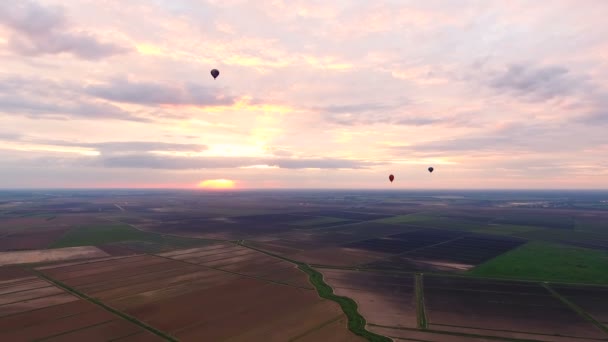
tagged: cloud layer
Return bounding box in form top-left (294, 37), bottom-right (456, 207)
top-left (0, 1), bottom-right (130, 59)
top-left (1, 0), bottom-right (607, 188)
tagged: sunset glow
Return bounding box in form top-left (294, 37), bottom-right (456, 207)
top-left (197, 179), bottom-right (236, 190)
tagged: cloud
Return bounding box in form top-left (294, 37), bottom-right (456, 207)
top-left (315, 102), bottom-right (417, 126)
top-left (486, 63), bottom-right (588, 101)
top-left (269, 158), bottom-right (374, 169)
top-left (0, 74), bottom-right (147, 122)
top-left (96, 154), bottom-right (375, 170)
top-left (315, 102), bottom-right (470, 127)
top-left (0, 132), bottom-right (21, 140)
top-left (0, 134), bottom-right (208, 155)
top-left (0, 1), bottom-right (130, 60)
top-left (390, 122), bottom-right (606, 157)
top-left (0, 94), bottom-right (147, 122)
top-left (85, 78), bottom-right (237, 106)
top-left (576, 110), bottom-right (608, 125)
top-left (87, 142), bottom-right (207, 154)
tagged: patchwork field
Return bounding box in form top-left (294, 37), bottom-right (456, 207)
top-left (469, 241), bottom-right (608, 284)
top-left (1, 190), bottom-right (608, 341)
top-left (159, 244), bottom-right (313, 289)
top-left (0, 266), bottom-right (158, 341)
top-left (35, 252), bottom-right (355, 341)
top-left (0, 246), bottom-right (110, 266)
top-left (423, 276), bottom-right (608, 341)
top-left (321, 269), bottom-right (417, 329)
top-left (551, 284), bottom-right (608, 325)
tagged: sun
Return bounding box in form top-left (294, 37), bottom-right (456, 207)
top-left (197, 179), bottom-right (236, 189)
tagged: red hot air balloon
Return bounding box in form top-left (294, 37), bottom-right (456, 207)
top-left (210, 69), bottom-right (220, 80)
top-left (389, 174), bottom-right (394, 183)
top-left (428, 167), bottom-right (434, 173)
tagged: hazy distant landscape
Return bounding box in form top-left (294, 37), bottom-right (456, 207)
top-left (0, 190), bottom-right (607, 341)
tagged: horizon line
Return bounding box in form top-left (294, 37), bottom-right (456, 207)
top-left (1, 187), bottom-right (608, 192)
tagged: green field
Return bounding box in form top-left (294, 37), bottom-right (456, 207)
top-left (113, 236), bottom-right (210, 253)
top-left (376, 213), bottom-right (436, 224)
top-left (470, 224), bottom-right (545, 235)
top-left (378, 213), bottom-right (497, 232)
top-left (469, 241), bottom-right (608, 284)
top-left (290, 216), bottom-right (349, 227)
top-left (50, 223), bottom-right (157, 248)
top-left (51, 223), bottom-right (213, 251)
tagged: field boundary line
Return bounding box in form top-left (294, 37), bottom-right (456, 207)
top-left (348, 234), bottom-right (470, 269)
top-left (108, 330), bottom-right (145, 341)
top-left (367, 324), bottom-right (538, 342)
top-left (543, 283), bottom-right (608, 336)
top-left (30, 269), bottom-right (177, 342)
top-left (289, 314), bottom-right (344, 341)
top-left (152, 252), bottom-right (313, 290)
top-left (36, 319), bottom-right (115, 341)
top-left (415, 273), bottom-right (427, 329)
top-left (0, 290), bottom-right (68, 307)
top-left (100, 217), bottom-right (228, 243)
top-left (432, 322), bottom-right (607, 340)
top-left (310, 265), bottom-right (608, 288)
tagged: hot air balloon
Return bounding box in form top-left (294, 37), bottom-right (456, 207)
top-left (210, 69), bottom-right (220, 80)
top-left (389, 174), bottom-right (394, 183)
top-left (428, 167), bottom-right (434, 173)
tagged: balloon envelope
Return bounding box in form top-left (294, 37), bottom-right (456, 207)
top-left (210, 69), bottom-right (219, 79)
top-left (389, 174), bottom-right (394, 182)
top-left (428, 167), bottom-right (434, 173)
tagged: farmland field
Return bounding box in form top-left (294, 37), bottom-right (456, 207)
top-left (0, 189), bottom-right (608, 341)
top-left (0, 266), bottom-right (155, 340)
top-left (321, 269), bottom-right (417, 328)
top-left (423, 275), bottom-right (608, 341)
top-left (36, 253), bottom-right (353, 341)
top-left (469, 241), bottom-right (608, 284)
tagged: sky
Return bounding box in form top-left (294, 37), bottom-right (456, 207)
top-left (0, 0), bottom-right (607, 189)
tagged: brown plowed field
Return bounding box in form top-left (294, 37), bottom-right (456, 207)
top-left (34, 255), bottom-right (136, 271)
top-left (0, 228), bottom-right (69, 251)
top-left (0, 266), bottom-right (32, 281)
top-left (212, 302), bottom-right (345, 342)
top-left (294, 247), bottom-right (388, 267)
top-left (0, 269), bottom-right (154, 340)
top-left (0, 309), bottom-right (116, 340)
top-left (172, 282), bottom-right (342, 341)
top-left (157, 243), bottom-right (234, 257)
top-left (244, 260), bottom-right (293, 276)
top-left (42, 319), bottom-right (143, 342)
top-left (369, 326), bottom-right (496, 342)
top-left (42, 254), bottom-right (151, 277)
top-left (96, 244), bottom-right (139, 256)
top-left (0, 293), bottom-right (78, 317)
top-left (0, 300), bottom-right (96, 332)
top-left (294, 316), bottom-right (366, 342)
top-left (171, 246), bottom-right (247, 261)
top-left (424, 275), bottom-right (608, 340)
top-left (162, 246), bottom-right (315, 289)
top-left (36, 253), bottom-right (355, 341)
top-left (0, 279), bottom-right (49, 295)
top-left (0, 285), bottom-right (64, 305)
top-left (113, 331), bottom-right (168, 341)
top-left (551, 284), bottom-right (608, 324)
top-left (429, 324), bottom-right (605, 342)
top-left (0, 246), bottom-right (109, 266)
top-left (322, 269), bottom-right (417, 328)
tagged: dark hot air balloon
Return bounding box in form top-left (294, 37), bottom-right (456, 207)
top-left (389, 174), bottom-right (394, 183)
top-left (210, 69), bottom-right (220, 79)
top-left (428, 167), bottom-right (434, 173)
